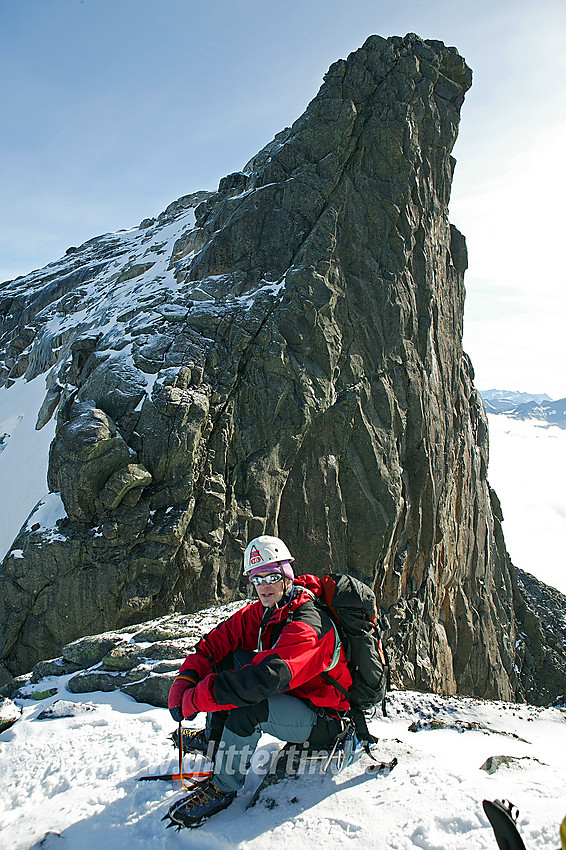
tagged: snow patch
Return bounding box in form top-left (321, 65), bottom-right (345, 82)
top-left (24, 492), bottom-right (67, 537)
top-left (0, 376), bottom-right (57, 560)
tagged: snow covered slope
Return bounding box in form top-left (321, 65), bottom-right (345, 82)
top-left (0, 376), bottom-right (57, 559)
top-left (1, 680), bottom-right (565, 850)
top-left (1, 597), bottom-right (565, 850)
top-left (0, 194), bottom-right (207, 561)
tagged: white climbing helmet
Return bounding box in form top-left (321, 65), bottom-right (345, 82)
top-left (243, 535), bottom-right (294, 574)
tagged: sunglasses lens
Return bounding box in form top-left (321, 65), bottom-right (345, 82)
top-left (250, 573), bottom-right (282, 586)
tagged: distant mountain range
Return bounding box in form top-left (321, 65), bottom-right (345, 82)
top-left (481, 389), bottom-right (566, 428)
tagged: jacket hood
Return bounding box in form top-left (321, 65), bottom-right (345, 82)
top-left (292, 573), bottom-right (325, 598)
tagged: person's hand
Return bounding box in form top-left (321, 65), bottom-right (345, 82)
top-left (169, 704), bottom-right (183, 723)
top-left (181, 686), bottom-right (199, 721)
top-left (168, 670), bottom-right (199, 722)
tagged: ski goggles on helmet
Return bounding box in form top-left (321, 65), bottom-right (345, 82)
top-left (248, 572), bottom-right (284, 587)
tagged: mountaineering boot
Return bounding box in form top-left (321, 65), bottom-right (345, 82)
top-left (165, 779), bottom-right (236, 829)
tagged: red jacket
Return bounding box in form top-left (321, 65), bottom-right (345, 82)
top-left (176, 575), bottom-right (352, 714)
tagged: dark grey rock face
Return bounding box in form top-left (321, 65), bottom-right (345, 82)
top-left (0, 33), bottom-right (562, 704)
top-left (512, 567), bottom-right (566, 706)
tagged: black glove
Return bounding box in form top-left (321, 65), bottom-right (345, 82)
top-left (169, 704), bottom-right (184, 723)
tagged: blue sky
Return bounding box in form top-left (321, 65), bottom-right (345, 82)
top-left (1, 0), bottom-right (565, 396)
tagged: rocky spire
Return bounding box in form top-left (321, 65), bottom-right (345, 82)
top-left (0, 33), bottom-right (563, 704)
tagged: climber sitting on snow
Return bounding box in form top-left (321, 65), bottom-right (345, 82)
top-left (165, 534), bottom-right (352, 829)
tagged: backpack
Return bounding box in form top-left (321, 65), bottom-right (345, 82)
top-left (313, 573), bottom-right (391, 742)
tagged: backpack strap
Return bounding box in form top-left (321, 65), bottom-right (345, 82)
top-left (349, 707), bottom-right (379, 745)
top-left (257, 584), bottom-right (300, 651)
top-left (257, 606), bottom-right (274, 652)
top-left (320, 670), bottom-right (349, 700)
top-left (318, 679), bottom-right (379, 746)
top-left (298, 587), bottom-right (343, 674)
top-left (280, 585), bottom-right (343, 675)
top-left (324, 619), bottom-right (342, 673)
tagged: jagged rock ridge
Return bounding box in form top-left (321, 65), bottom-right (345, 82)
top-left (0, 33), bottom-right (563, 705)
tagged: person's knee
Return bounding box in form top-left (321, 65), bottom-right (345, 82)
top-left (225, 701), bottom-right (269, 738)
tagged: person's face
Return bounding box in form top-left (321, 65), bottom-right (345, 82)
top-left (250, 570), bottom-right (287, 608)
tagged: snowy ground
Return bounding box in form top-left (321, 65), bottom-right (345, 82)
top-left (487, 414), bottom-right (566, 595)
top-left (1, 678), bottom-right (565, 850)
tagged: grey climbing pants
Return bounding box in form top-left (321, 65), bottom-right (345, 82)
top-left (213, 692), bottom-right (318, 793)
top-left (207, 649), bottom-right (318, 794)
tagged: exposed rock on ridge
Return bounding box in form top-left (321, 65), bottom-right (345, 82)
top-left (0, 33), bottom-right (562, 704)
